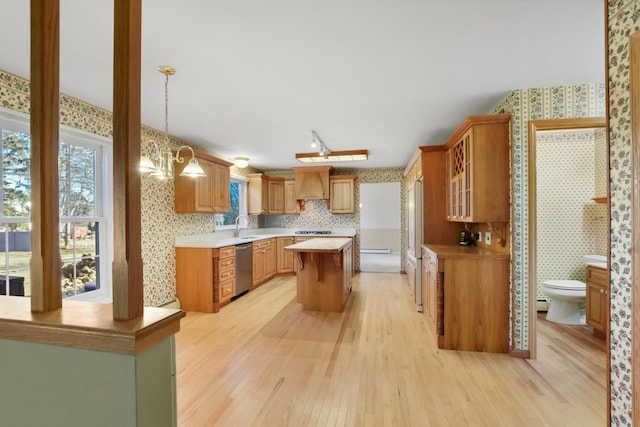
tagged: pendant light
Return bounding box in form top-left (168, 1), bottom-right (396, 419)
top-left (140, 65), bottom-right (206, 179)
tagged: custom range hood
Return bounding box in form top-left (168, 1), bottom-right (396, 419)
top-left (292, 166), bottom-right (332, 199)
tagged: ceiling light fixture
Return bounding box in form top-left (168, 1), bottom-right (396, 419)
top-left (140, 65), bottom-right (206, 180)
top-left (311, 130), bottom-right (329, 157)
top-left (295, 130), bottom-right (368, 163)
top-left (296, 149), bottom-right (369, 163)
top-left (233, 157), bottom-right (250, 168)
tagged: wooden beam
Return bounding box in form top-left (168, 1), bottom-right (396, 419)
top-left (112, 0), bottom-right (143, 320)
top-left (30, 0), bottom-right (62, 312)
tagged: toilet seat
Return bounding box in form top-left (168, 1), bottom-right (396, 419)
top-left (542, 280), bottom-right (585, 290)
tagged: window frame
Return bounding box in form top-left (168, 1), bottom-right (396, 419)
top-left (214, 174), bottom-right (248, 230)
top-left (0, 107), bottom-right (114, 302)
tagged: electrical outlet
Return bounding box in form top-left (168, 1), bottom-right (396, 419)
top-left (485, 232), bottom-right (492, 245)
top-left (475, 232), bottom-right (482, 242)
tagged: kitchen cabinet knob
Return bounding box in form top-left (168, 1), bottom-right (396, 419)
top-left (600, 289), bottom-right (604, 294)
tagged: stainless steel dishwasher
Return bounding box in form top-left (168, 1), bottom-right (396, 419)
top-left (234, 243), bottom-right (253, 297)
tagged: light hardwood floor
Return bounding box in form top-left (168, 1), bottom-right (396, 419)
top-left (175, 273), bottom-right (606, 426)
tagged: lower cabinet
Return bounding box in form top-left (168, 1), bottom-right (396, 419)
top-left (422, 244), bottom-right (509, 353)
top-left (276, 236), bottom-right (295, 274)
top-left (342, 239), bottom-right (353, 304)
top-left (586, 266), bottom-right (608, 339)
top-left (253, 238), bottom-right (276, 287)
top-left (421, 247), bottom-right (444, 347)
top-left (175, 245), bottom-right (235, 313)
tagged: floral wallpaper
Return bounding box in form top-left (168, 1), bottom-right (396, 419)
top-left (489, 84), bottom-right (605, 355)
top-left (606, 1), bottom-right (639, 423)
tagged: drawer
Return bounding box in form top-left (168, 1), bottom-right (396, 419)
top-left (219, 246), bottom-right (235, 259)
top-left (219, 278), bottom-right (235, 301)
top-left (587, 266), bottom-right (607, 286)
top-left (219, 256), bottom-right (235, 269)
top-left (253, 238), bottom-right (274, 251)
top-left (218, 265), bottom-right (235, 282)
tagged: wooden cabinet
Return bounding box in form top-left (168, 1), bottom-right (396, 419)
top-left (421, 246), bottom-right (443, 345)
top-left (404, 146), bottom-right (463, 246)
top-left (284, 179), bottom-right (301, 214)
top-left (268, 179), bottom-right (285, 214)
top-left (174, 152), bottom-right (232, 213)
top-left (248, 174), bottom-right (285, 215)
top-left (586, 266), bottom-right (608, 339)
top-left (287, 238), bottom-right (353, 312)
top-left (213, 162), bottom-right (231, 211)
top-left (329, 175), bottom-right (356, 214)
top-left (276, 236), bottom-right (295, 273)
top-left (444, 114), bottom-right (510, 223)
top-left (292, 166), bottom-right (332, 199)
top-left (342, 239), bottom-right (353, 304)
top-left (252, 238), bottom-right (276, 287)
top-left (175, 245), bottom-right (235, 313)
top-left (421, 244), bottom-right (509, 353)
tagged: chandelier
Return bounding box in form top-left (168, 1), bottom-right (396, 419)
top-left (140, 65), bottom-right (205, 180)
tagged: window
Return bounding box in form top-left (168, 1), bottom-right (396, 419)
top-left (0, 109), bottom-right (113, 302)
top-left (214, 174), bottom-right (248, 228)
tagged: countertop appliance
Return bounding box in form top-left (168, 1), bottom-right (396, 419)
top-left (407, 180), bottom-right (424, 312)
top-left (234, 242), bottom-right (253, 297)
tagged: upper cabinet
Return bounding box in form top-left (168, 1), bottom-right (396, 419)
top-left (248, 174), bottom-right (287, 215)
top-left (404, 146), bottom-right (462, 245)
top-left (267, 178), bottom-right (285, 214)
top-left (284, 179), bottom-right (301, 214)
top-left (444, 113), bottom-right (511, 223)
top-left (329, 175), bottom-right (356, 214)
top-left (174, 152), bottom-right (232, 213)
top-left (292, 166), bottom-right (332, 200)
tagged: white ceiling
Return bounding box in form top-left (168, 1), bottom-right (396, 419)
top-left (0, 1), bottom-right (604, 170)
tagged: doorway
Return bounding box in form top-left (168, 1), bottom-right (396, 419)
top-left (359, 182), bottom-right (401, 272)
top-left (527, 117), bottom-right (607, 356)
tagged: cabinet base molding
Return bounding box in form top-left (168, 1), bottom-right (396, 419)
top-left (508, 348), bottom-right (531, 359)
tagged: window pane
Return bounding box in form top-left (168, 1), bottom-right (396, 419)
top-left (0, 225), bottom-right (30, 297)
top-left (60, 221), bottom-right (100, 297)
top-left (2, 130), bottom-right (31, 217)
top-left (59, 143), bottom-right (96, 217)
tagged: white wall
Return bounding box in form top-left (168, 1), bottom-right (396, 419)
top-left (360, 182), bottom-right (400, 252)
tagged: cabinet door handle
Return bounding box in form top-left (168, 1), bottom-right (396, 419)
top-left (600, 289), bottom-right (604, 294)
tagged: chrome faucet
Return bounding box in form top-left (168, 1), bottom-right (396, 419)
top-left (233, 215), bottom-right (249, 237)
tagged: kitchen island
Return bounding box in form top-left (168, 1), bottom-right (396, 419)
top-left (285, 237), bottom-right (353, 312)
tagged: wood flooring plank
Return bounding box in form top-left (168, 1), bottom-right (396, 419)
top-left (175, 272), bottom-right (606, 426)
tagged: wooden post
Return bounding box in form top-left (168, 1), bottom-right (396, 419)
top-left (112, 0), bottom-right (144, 320)
top-left (30, 0), bottom-right (62, 312)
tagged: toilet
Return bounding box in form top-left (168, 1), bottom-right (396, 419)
top-left (540, 280), bottom-right (586, 325)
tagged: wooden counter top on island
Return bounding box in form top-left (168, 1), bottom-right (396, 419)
top-left (285, 237), bottom-right (353, 312)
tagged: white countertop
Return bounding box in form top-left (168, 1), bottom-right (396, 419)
top-left (586, 262), bottom-right (607, 270)
top-left (284, 237), bottom-right (352, 252)
top-left (175, 228), bottom-right (357, 248)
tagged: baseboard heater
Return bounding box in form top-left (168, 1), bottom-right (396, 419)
top-left (361, 248), bottom-right (390, 254)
